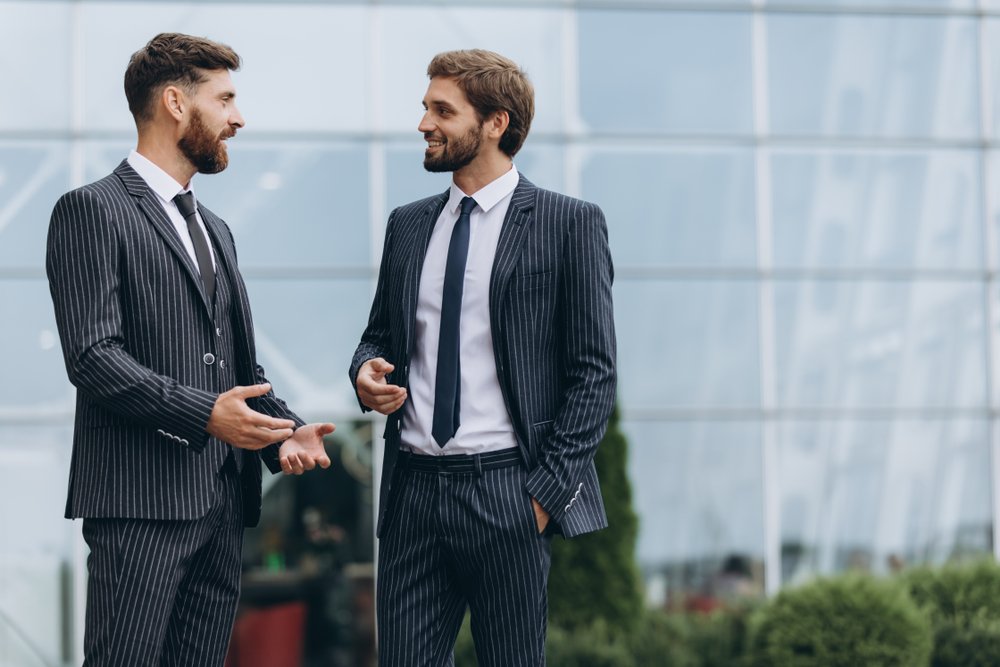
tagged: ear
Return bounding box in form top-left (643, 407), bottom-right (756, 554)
top-left (485, 110), bottom-right (509, 141)
top-left (162, 85), bottom-right (186, 122)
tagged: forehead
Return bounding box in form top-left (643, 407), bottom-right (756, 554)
top-left (195, 69), bottom-right (235, 94)
top-left (423, 76), bottom-right (469, 107)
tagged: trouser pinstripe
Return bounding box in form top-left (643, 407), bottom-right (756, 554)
top-left (81, 459), bottom-right (244, 666)
top-left (377, 451), bottom-right (552, 667)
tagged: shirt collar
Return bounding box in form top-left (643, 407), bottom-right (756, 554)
top-left (447, 163), bottom-right (519, 215)
top-left (127, 149), bottom-right (195, 203)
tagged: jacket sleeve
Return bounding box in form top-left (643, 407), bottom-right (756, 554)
top-left (348, 208), bottom-right (399, 411)
top-left (46, 188), bottom-right (218, 451)
top-left (524, 201), bottom-right (617, 525)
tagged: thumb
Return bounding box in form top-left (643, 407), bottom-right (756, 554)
top-left (369, 358), bottom-right (394, 375)
top-left (232, 383), bottom-right (272, 399)
top-left (316, 422), bottom-right (336, 437)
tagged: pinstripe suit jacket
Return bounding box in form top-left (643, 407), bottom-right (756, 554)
top-left (351, 175), bottom-right (616, 538)
top-left (46, 160), bottom-right (302, 528)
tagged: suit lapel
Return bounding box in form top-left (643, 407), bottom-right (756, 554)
top-left (403, 192), bottom-right (449, 356)
top-left (114, 161), bottom-right (214, 318)
top-left (489, 175), bottom-right (537, 325)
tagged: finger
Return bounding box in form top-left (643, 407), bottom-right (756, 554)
top-left (290, 454), bottom-right (305, 475)
top-left (318, 455), bottom-right (332, 469)
top-left (231, 383), bottom-right (272, 399)
top-left (244, 410), bottom-right (296, 432)
top-left (360, 379), bottom-right (404, 396)
top-left (316, 423), bottom-right (336, 437)
top-left (300, 455), bottom-right (316, 471)
top-left (280, 455), bottom-right (293, 474)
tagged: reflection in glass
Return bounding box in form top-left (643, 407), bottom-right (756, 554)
top-left (625, 421), bottom-right (764, 609)
top-left (0, 425), bottom-right (74, 667)
top-left (774, 280), bottom-right (986, 409)
top-left (767, 14), bottom-right (978, 138)
top-left (0, 2), bottom-right (72, 130)
top-left (582, 148), bottom-right (755, 268)
top-left (615, 280), bottom-right (760, 410)
top-left (245, 279), bottom-right (372, 416)
top-left (80, 3), bottom-right (368, 132)
top-left (579, 10), bottom-right (753, 134)
top-left (778, 419), bottom-right (992, 585)
top-left (771, 149), bottom-right (981, 270)
top-left (0, 144), bottom-right (72, 269)
top-left (0, 281), bottom-right (74, 411)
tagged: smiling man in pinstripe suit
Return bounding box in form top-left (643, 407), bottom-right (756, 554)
top-left (351, 49), bottom-right (617, 666)
top-left (46, 33), bottom-right (334, 666)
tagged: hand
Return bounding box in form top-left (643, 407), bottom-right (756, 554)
top-left (356, 358), bottom-right (407, 415)
top-left (531, 497), bottom-right (550, 534)
top-left (279, 423), bottom-right (335, 474)
top-left (207, 383), bottom-right (296, 450)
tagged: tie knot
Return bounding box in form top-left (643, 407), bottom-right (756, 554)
top-left (459, 196), bottom-right (477, 217)
top-left (173, 192), bottom-right (197, 219)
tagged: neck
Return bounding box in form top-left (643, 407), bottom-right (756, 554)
top-left (452, 151), bottom-right (512, 195)
top-left (136, 131), bottom-right (196, 189)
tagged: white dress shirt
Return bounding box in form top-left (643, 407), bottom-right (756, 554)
top-left (401, 164), bottom-right (520, 456)
top-left (127, 150), bottom-right (216, 271)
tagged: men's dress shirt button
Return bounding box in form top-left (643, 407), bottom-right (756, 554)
top-left (203, 353), bottom-right (215, 365)
top-left (219, 359), bottom-right (227, 369)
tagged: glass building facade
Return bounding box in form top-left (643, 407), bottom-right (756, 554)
top-left (2, 0), bottom-right (999, 663)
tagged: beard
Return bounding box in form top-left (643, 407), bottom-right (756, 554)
top-left (423, 121), bottom-right (483, 173)
top-left (178, 108), bottom-right (232, 174)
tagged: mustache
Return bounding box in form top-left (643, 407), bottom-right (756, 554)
top-left (424, 133), bottom-right (445, 142)
top-left (221, 127), bottom-right (237, 140)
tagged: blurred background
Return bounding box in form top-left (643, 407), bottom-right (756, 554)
top-left (2, 0), bottom-right (999, 664)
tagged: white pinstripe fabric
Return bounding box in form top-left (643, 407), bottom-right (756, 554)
top-left (47, 160), bottom-right (304, 665)
top-left (351, 174), bottom-right (617, 539)
top-left (377, 461), bottom-right (550, 667)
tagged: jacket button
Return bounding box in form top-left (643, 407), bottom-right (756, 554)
top-left (216, 327), bottom-right (222, 337)
top-left (203, 353), bottom-right (215, 365)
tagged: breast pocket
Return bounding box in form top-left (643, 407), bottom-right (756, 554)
top-left (509, 270), bottom-right (553, 293)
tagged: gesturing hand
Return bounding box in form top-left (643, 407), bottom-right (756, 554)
top-left (356, 358), bottom-right (407, 415)
top-left (279, 423), bottom-right (336, 474)
top-left (207, 383), bottom-right (296, 450)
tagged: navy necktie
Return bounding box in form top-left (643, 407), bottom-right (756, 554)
top-left (173, 192), bottom-right (215, 305)
top-left (432, 196), bottom-right (477, 447)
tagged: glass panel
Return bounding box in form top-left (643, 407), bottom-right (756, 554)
top-left (0, 280), bottom-right (74, 411)
top-left (767, 15), bottom-right (978, 139)
top-left (0, 143), bottom-right (72, 269)
top-left (245, 278), bottom-right (373, 417)
top-left (771, 149), bottom-right (982, 270)
top-left (773, 280), bottom-right (987, 409)
top-left (782, 0), bottom-right (973, 6)
top-left (384, 141), bottom-right (564, 213)
top-left (778, 419), bottom-right (992, 585)
top-left (579, 11), bottom-right (753, 134)
top-left (80, 4), bottom-right (368, 132)
top-left (581, 148), bottom-right (756, 269)
top-left (378, 7), bottom-right (566, 134)
top-left (616, 280), bottom-right (760, 410)
top-left (0, 2), bottom-right (72, 130)
top-left (626, 420), bottom-right (764, 609)
top-left (0, 425), bottom-right (74, 667)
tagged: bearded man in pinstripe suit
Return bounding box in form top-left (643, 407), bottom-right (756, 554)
top-left (46, 33), bottom-right (335, 666)
top-left (351, 49), bottom-right (617, 666)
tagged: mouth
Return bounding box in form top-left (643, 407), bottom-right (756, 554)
top-left (425, 135), bottom-right (445, 150)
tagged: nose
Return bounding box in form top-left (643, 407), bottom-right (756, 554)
top-left (418, 111), bottom-right (434, 134)
top-left (231, 104), bottom-right (246, 129)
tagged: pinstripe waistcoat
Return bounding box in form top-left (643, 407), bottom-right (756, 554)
top-left (46, 160), bottom-right (303, 528)
top-left (351, 175), bottom-right (617, 538)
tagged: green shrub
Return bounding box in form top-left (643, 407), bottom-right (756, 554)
top-left (902, 560), bottom-right (1000, 667)
top-left (748, 575), bottom-right (931, 667)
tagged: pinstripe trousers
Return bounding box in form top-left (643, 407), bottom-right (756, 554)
top-left (377, 454), bottom-right (552, 667)
top-left (81, 459), bottom-right (244, 666)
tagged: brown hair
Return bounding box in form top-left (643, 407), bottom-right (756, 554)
top-left (124, 32), bottom-right (241, 125)
top-left (427, 49), bottom-right (534, 157)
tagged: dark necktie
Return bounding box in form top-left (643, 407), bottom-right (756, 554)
top-left (432, 196), bottom-right (477, 447)
top-left (173, 192), bottom-right (215, 305)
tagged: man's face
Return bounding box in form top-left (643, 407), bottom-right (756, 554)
top-left (419, 76), bottom-right (485, 173)
top-left (177, 69), bottom-right (244, 174)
